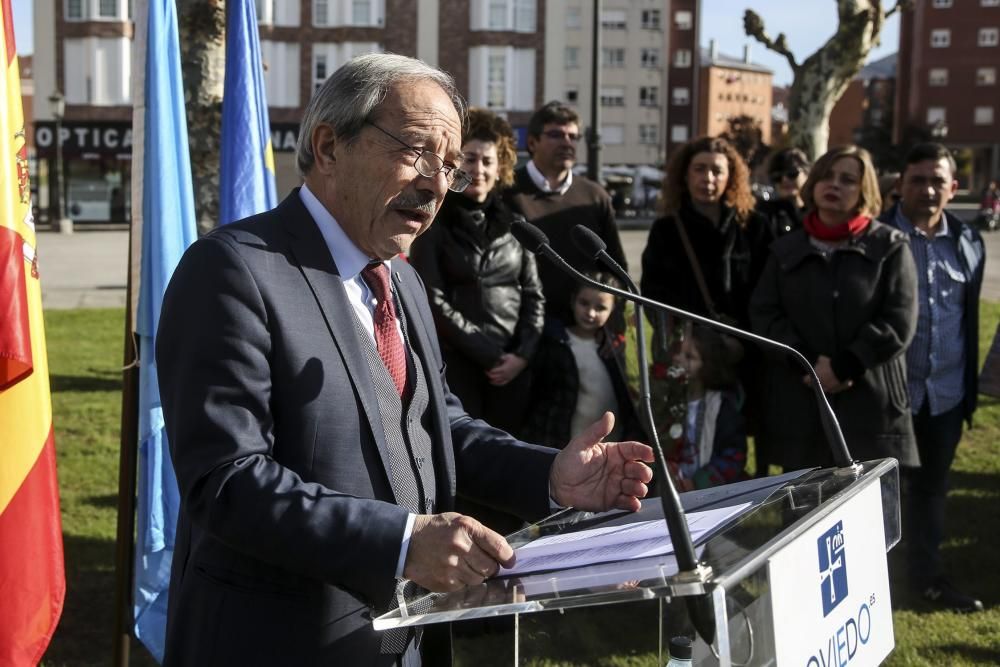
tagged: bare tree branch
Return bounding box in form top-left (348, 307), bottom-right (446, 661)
top-left (743, 10), bottom-right (798, 71)
top-left (884, 0), bottom-right (912, 19)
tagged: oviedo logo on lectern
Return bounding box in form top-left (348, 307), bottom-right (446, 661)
top-left (818, 521), bottom-right (848, 617)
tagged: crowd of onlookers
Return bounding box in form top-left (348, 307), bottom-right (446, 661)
top-left (407, 99), bottom-right (988, 614)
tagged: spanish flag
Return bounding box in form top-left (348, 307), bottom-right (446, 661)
top-left (0, 1), bottom-right (66, 663)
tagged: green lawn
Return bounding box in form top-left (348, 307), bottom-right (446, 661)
top-left (40, 304), bottom-right (1000, 665)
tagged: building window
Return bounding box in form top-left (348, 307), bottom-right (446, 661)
top-left (314, 0), bottom-right (329, 25)
top-left (566, 6), bottom-right (581, 29)
top-left (257, 0), bottom-right (299, 26)
top-left (671, 125), bottom-right (689, 143)
top-left (314, 54), bottom-right (327, 92)
top-left (640, 48), bottom-right (661, 68)
top-left (638, 124), bottom-right (659, 144)
top-left (600, 87), bottom-right (625, 107)
top-left (930, 29), bottom-right (951, 47)
top-left (982, 0), bottom-right (1000, 6)
top-left (468, 46), bottom-right (536, 111)
top-left (601, 48), bottom-right (626, 68)
top-left (641, 9), bottom-right (661, 29)
top-left (975, 106), bottom-right (995, 124)
top-left (674, 10), bottom-right (693, 30)
top-left (639, 86), bottom-right (659, 107)
top-left (601, 125), bottom-right (624, 145)
top-left (470, 0), bottom-right (536, 32)
top-left (312, 42), bottom-right (382, 92)
top-left (674, 49), bottom-right (692, 68)
top-left (671, 87), bottom-right (690, 106)
top-left (928, 68), bottom-right (949, 86)
top-left (979, 27), bottom-right (999, 46)
top-left (978, 67), bottom-right (997, 85)
top-left (566, 88), bottom-right (579, 104)
top-left (565, 47), bottom-right (580, 69)
top-left (926, 107), bottom-right (947, 124)
top-left (66, 0), bottom-right (128, 20)
top-left (63, 37), bottom-right (131, 104)
top-left (314, 0), bottom-right (384, 27)
top-left (601, 9), bottom-right (627, 30)
top-left (932, 0), bottom-right (952, 6)
top-left (261, 41), bottom-right (301, 107)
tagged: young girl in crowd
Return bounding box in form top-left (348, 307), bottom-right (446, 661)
top-left (665, 325), bottom-right (749, 490)
top-left (523, 272), bottom-right (644, 448)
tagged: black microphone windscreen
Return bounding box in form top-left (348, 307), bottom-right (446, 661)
top-left (510, 219), bottom-right (550, 253)
top-left (570, 224), bottom-right (607, 259)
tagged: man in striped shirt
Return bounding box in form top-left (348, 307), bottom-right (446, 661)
top-left (882, 143), bottom-right (986, 613)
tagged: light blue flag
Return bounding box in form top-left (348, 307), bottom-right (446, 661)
top-left (220, 0), bottom-right (277, 225)
top-left (132, 0), bottom-right (197, 662)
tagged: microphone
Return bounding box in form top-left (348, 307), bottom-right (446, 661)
top-left (568, 225), bottom-right (718, 646)
top-left (515, 220), bottom-right (856, 470)
top-left (511, 220), bottom-right (706, 584)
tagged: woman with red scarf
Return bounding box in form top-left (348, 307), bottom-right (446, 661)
top-left (750, 145), bottom-right (919, 470)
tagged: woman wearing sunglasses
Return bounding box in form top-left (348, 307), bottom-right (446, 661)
top-left (757, 147), bottom-right (810, 238)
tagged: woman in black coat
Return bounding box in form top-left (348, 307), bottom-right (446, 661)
top-left (756, 147), bottom-right (810, 238)
top-left (409, 108), bottom-right (544, 435)
top-left (640, 136), bottom-right (772, 330)
top-left (750, 145), bottom-right (919, 469)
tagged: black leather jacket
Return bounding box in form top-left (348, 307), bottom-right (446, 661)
top-left (410, 191), bottom-right (545, 369)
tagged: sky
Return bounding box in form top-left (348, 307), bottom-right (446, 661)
top-left (9, 0), bottom-right (900, 85)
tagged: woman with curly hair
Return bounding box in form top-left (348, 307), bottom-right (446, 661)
top-left (640, 136), bottom-right (772, 329)
top-left (409, 108), bottom-right (544, 438)
top-left (750, 145), bottom-right (918, 469)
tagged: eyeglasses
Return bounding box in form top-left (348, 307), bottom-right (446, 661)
top-left (541, 129), bottom-right (581, 142)
top-left (365, 121), bottom-right (472, 193)
top-left (771, 168), bottom-right (804, 182)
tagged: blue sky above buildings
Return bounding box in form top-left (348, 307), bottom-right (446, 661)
top-left (11, 0), bottom-right (900, 86)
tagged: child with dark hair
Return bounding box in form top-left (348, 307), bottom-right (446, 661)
top-left (665, 324), bottom-right (749, 490)
top-left (522, 271), bottom-right (644, 448)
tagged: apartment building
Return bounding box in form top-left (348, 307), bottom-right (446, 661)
top-left (31, 0), bottom-right (703, 224)
top-left (828, 53), bottom-right (896, 151)
top-left (697, 41), bottom-right (773, 145)
top-left (895, 0), bottom-right (1000, 186)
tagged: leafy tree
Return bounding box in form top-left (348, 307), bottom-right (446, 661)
top-left (743, 0), bottom-right (910, 160)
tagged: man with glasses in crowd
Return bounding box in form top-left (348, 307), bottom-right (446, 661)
top-left (154, 54), bottom-right (654, 666)
top-left (507, 101), bottom-right (628, 327)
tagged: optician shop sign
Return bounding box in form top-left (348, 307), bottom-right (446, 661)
top-left (768, 482), bottom-right (894, 666)
top-left (35, 121), bottom-right (133, 158)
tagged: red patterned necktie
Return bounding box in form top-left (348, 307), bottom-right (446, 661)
top-left (361, 262), bottom-right (408, 396)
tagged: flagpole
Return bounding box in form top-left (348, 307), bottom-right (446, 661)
top-left (112, 0), bottom-right (147, 663)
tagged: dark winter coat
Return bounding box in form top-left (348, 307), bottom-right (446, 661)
top-left (409, 191), bottom-right (545, 369)
top-left (749, 220), bottom-right (919, 469)
top-left (522, 319), bottom-right (645, 449)
top-left (756, 196), bottom-right (805, 238)
top-left (640, 197), bottom-right (773, 329)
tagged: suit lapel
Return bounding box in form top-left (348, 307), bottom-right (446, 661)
top-left (392, 260), bottom-right (458, 506)
top-left (277, 193), bottom-right (397, 486)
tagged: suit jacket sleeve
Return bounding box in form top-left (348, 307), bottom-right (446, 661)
top-left (157, 234), bottom-right (408, 608)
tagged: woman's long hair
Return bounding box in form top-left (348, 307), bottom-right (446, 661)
top-left (661, 136), bottom-right (756, 225)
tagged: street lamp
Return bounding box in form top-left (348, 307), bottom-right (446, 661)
top-left (48, 90), bottom-right (72, 234)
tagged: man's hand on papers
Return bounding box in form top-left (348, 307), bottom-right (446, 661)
top-left (549, 412), bottom-right (655, 513)
top-left (403, 513), bottom-right (515, 592)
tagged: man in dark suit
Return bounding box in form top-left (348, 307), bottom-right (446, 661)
top-left (156, 53), bottom-right (654, 665)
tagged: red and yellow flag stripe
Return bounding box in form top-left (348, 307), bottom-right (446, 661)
top-left (0, 1), bottom-right (66, 663)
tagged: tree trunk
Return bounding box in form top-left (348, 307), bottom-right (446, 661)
top-left (177, 0), bottom-right (225, 234)
top-left (745, 0), bottom-right (894, 160)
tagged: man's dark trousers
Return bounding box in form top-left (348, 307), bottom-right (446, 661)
top-left (903, 402), bottom-right (965, 587)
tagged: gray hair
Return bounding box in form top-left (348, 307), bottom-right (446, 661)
top-left (295, 53), bottom-right (467, 177)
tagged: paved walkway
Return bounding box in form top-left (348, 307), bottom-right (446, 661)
top-left (36, 209), bottom-right (1000, 310)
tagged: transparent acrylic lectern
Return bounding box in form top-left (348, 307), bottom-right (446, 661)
top-left (374, 458), bottom-right (900, 666)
